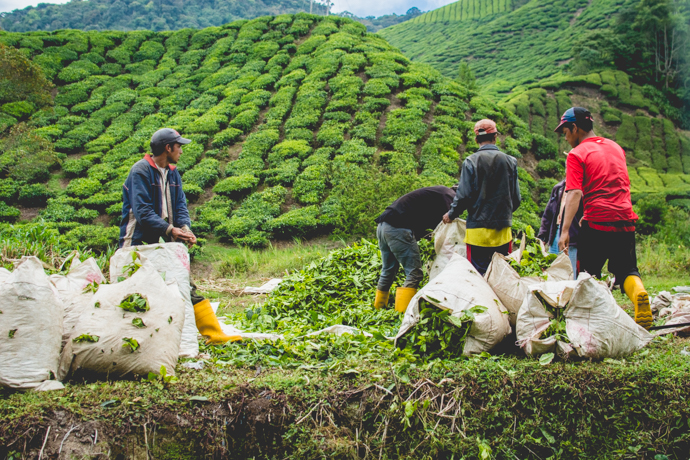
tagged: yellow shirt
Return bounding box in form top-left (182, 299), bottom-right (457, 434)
top-left (465, 227), bottom-right (512, 247)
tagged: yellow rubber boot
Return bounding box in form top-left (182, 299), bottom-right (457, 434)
top-left (394, 287), bottom-right (418, 313)
top-left (193, 299), bottom-right (242, 345)
top-left (374, 290), bottom-right (390, 309)
top-left (623, 276), bottom-right (652, 329)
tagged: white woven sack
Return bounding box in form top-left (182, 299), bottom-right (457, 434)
top-left (49, 257), bottom-right (105, 302)
top-left (395, 254), bottom-right (511, 355)
top-left (429, 219), bottom-right (467, 281)
top-left (516, 275), bottom-right (653, 359)
top-left (0, 257), bottom-right (64, 390)
top-left (49, 258), bottom-right (106, 343)
top-left (61, 262), bottom-right (185, 378)
top-left (110, 243), bottom-right (198, 358)
top-left (485, 251), bottom-right (572, 327)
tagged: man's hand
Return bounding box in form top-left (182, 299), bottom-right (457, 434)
top-left (442, 213), bottom-right (451, 224)
top-left (558, 231), bottom-right (570, 254)
top-left (171, 227), bottom-right (197, 247)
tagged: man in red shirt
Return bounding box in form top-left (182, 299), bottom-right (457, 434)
top-left (556, 107), bottom-right (652, 329)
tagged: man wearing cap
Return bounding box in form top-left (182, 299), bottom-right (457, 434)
top-left (442, 119), bottom-right (521, 275)
top-left (555, 107), bottom-right (652, 329)
top-left (373, 186), bottom-right (457, 313)
top-left (119, 128), bottom-right (238, 344)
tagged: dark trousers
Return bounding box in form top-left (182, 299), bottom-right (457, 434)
top-left (467, 241), bottom-right (512, 276)
top-left (578, 221), bottom-right (640, 287)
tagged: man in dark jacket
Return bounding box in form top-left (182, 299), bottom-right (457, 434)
top-left (443, 119), bottom-right (521, 275)
top-left (374, 186), bottom-right (456, 313)
top-left (119, 128), bottom-right (237, 344)
top-left (119, 128), bottom-right (196, 248)
top-left (538, 179), bottom-right (583, 278)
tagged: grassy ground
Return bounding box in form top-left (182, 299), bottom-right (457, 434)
top-left (1, 238), bottom-right (689, 459)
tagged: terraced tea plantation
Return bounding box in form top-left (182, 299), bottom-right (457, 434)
top-left (0, 14), bottom-right (552, 250)
top-left (380, 0), bottom-right (629, 95)
top-left (500, 70), bottom-right (690, 208)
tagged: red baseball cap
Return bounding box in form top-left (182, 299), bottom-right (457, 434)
top-left (474, 119), bottom-right (499, 135)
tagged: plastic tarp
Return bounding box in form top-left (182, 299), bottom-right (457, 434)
top-left (429, 219), bottom-right (467, 281)
top-left (60, 261), bottom-right (185, 378)
top-left (395, 254), bottom-right (512, 355)
top-left (0, 257), bottom-right (64, 390)
top-left (653, 292), bottom-right (690, 335)
top-left (516, 275), bottom-right (653, 359)
top-left (110, 243), bottom-right (198, 358)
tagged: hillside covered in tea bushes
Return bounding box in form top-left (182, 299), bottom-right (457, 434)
top-left (0, 14), bottom-right (558, 251)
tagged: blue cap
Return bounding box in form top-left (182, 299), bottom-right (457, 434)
top-left (554, 107), bottom-right (593, 133)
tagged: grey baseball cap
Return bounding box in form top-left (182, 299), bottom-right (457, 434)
top-left (150, 128), bottom-right (191, 151)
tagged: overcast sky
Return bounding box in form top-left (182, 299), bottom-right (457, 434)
top-left (0, 0), bottom-right (456, 18)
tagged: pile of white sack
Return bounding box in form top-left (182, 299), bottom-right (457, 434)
top-left (0, 243), bottom-right (195, 391)
top-left (395, 221), bottom-right (654, 360)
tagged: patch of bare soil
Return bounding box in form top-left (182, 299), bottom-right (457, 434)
top-left (18, 207), bottom-right (40, 222)
top-left (227, 143), bottom-right (243, 162)
top-left (518, 151), bottom-right (540, 179)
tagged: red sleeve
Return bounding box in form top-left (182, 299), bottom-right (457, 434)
top-left (565, 151), bottom-right (584, 191)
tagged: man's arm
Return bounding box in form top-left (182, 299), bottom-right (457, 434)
top-left (558, 189), bottom-right (583, 252)
top-left (444, 161), bottom-right (474, 222)
top-left (172, 174), bottom-right (196, 245)
top-left (511, 162), bottom-right (522, 212)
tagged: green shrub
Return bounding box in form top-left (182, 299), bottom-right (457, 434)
top-left (63, 225), bottom-right (119, 252)
top-left (41, 198), bottom-right (77, 223)
top-left (229, 108), bottom-right (260, 133)
top-left (213, 174), bottom-right (259, 198)
top-left (265, 205), bottom-right (320, 238)
top-left (536, 159), bottom-right (564, 178)
top-left (0, 202), bottom-right (20, 223)
top-left (183, 158), bottom-right (221, 189)
top-left (83, 192), bottom-right (121, 211)
top-left (635, 194), bottom-right (669, 235)
top-left (66, 177), bottom-right (101, 198)
top-left (532, 134), bottom-right (558, 160)
top-left (58, 60), bottom-right (101, 83)
top-left (363, 79), bottom-right (392, 97)
top-left (0, 179), bottom-right (19, 202)
top-left (18, 183), bottom-right (53, 207)
top-left (268, 139), bottom-right (312, 166)
top-left (0, 124), bottom-right (60, 182)
top-left (1, 101), bottom-right (36, 119)
top-left (262, 158), bottom-right (301, 186)
top-left (293, 165), bottom-right (328, 204)
top-left (337, 139), bottom-right (376, 165)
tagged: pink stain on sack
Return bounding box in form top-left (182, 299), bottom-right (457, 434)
top-left (175, 245), bottom-right (190, 272)
top-left (570, 322), bottom-right (597, 356)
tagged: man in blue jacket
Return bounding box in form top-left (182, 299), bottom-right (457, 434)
top-left (119, 128), bottom-right (237, 344)
top-left (443, 119), bottom-right (521, 275)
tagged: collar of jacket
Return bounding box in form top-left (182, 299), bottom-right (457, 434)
top-left (477, 144), bottom-right (499, 152)
top-left (144, 154), bottom-right (177, 171)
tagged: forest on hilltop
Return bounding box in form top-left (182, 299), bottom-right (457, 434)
top-left (0, 0), bottom-right (328, 32)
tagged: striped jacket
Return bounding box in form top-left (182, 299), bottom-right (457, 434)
top-left (118, 154), bottom-right (191, 248)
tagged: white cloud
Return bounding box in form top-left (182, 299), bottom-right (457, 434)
top-left (0, 0), bottom-right (69, 14)
top-left (328, 0), bottom-right (456, 18)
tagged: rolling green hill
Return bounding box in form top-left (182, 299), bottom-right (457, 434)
top-left (0, 14), bottom-right (557, 251)
top-left (0, 0), bottom-right (328, 32)
top-left (501, 71), bottom-right (690, 208)
top-left (379, 0), bottom-right (629, 96)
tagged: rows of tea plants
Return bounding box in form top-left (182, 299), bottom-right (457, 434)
top-left (0, 14), bottom-right (548, 249)
top-left (409, 0), bottom-right (516, 24)
top-left (502, 72), bottom-right (690, 186)
top-left (380, 0), bottom-right (625, 95)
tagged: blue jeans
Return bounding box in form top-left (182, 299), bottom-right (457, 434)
top-left (376, 222), bottom-right (423, 291)
top-left (549, 226), bottom-right (578, 279)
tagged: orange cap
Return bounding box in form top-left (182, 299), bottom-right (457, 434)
top-left (474, 119), bottom-right (498, 135)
